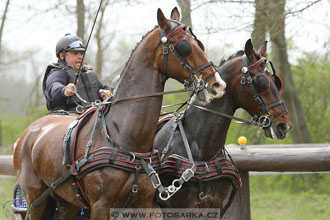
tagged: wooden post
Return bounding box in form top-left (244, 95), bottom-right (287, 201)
top-left (0, 120), bottom-right (2, 146)
top-left (222, 170), bottom-right (250, 220)
top-left (0, 155), bottom-right (15, 176)
top-left (226, 144), bottom-right (330, 171)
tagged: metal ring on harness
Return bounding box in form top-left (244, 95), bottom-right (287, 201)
top-left (259, 114), bottom-right (271, 128)
top-left (129, 154), bottom-right (136, 163)
top-left (192, 75), bottom-right (205, 93)
top-left (168, 184), bottom-right (176, 193)
top-left (172, 179), bottom-right (183, 188)
top-left (94, 100), bottom-right (102, 106)
top-left (159, 190), bottom-right (170, 201)
top-left (76, 105), bottom-right (84, 114)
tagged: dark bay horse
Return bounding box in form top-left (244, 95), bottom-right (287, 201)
top-left (13, 7), bottom-right (226, 220)
top-left (153, 39), bottom-right (291, 217)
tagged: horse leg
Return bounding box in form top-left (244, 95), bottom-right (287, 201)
top-left (52, 194), bottom-right (80, 220)
top-left (17, 155), bottom-right (49, 219)
top-left (90, 200), bottom-right (110, 220)
top-left (19, 179), bottom-right (48, 219)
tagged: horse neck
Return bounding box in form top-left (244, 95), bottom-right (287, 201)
top-left (181, 59), bottom-right (241, 161)
top-left (183, 95), bottom-right (235, 161)
top-left (106, 32), bottom-right (166, 153)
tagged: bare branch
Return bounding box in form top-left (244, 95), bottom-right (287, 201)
top-left (191, 0), bottom-right (254, 11)
top-left (286, 0), bottom-right (322, 16)
top-left (0, 0), bottom-right (11, 56)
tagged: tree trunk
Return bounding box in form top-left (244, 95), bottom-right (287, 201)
top-left (76, 0), bottom-right (85, 40)
top-left (0, 120), bottom-right (2, 146)
top-left (95, 1), bottom-right (110, 78)
top-left (177, 0), bottom-right (192, 27)
top-left (267, 0), bottom-right (312, 143)
top-left (251, 0), bottom-right (267, 48)
top-left (0, 0), bottom-right (10, 59)
top-left (251, 0), bottom-right (312, 143)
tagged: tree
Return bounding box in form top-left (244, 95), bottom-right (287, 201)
top-left (76, 0), bottom-right (85, 40)
top-left (251, 0), bottom-right (266, 47)
top-left (0, 0), bottom-right (10, 60)
top-left (251, 0), bottom-right (314, 143)
top-left (95, 0), bottom-right (112, 78)
top-left (177, 0), bottom-right (192, 27)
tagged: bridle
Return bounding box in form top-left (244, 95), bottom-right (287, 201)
top-left (73, 22), bottom-right (217, 112)
top-left (159, 20), bottom-right (217, 94)
top-left (237, 55), bottom-right (288, 129)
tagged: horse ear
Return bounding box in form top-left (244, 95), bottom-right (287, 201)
top-left (244, 39), bottom-right (254, 60)
top-left (157, 8), bottom-right (171, 32)
top-left (257, 41), bottom-right (268, 57)
top-left (170, 7), bottom-right (181, 21)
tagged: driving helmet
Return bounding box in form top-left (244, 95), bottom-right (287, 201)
top-left (56, 34), bottom-right (85, 59)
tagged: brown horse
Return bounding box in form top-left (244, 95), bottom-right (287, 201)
top-left (13, 7), bottom-right (226, 220)
top-left (153, 39), bottom-right (291, 217)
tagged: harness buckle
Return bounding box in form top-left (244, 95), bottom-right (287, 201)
top-left (240, 76), bottom-right (246, 84)
top-left (151, 172), bottom-right (162, 189)
top-left (247, 76), bottom-right (252, 84)
top-left (183, 64), bottom-right (193, 72)
top-left (163, 45), bottom-right (168, 55)
top-left (199, 192), bottom-right (208, 200)
top-left (132, 184), bottom-right (139, 193)
top-left (182, 165), bottom-right (196, 182)
top-left (183, 79), bottom-right (190, 89)
top-left (254, 96), bottom-right (263, 106)
top-left (168, 44), bottom-right (174, 52)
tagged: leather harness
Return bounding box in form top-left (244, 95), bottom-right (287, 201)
top-left (156, 113), bottom-right (242, 208)
top-left (61, 103), bottom-right (165, 207)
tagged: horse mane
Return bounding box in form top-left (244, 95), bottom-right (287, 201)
top-left (120, 26), bottom-right (158, 76)
top-left (218, 50), bottom-right (244, 67)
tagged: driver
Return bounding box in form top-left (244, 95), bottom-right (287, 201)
top-left (43, 34), bottom-right (111, 113)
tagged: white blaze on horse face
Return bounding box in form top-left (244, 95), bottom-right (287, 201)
top-left (206, 71), bottom-right (227, 100)
top-left (270, 125), bottom-right (278, 139)
top-left (195, 71), bottom-right (227, 104)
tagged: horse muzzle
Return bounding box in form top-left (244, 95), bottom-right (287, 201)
top-left (264, 122), bottom-right (291, 140)
top-left (201, 72), bottom-right (227, 103)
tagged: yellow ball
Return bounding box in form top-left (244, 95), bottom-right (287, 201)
top-left (238, 136), bottom-right (247, 145)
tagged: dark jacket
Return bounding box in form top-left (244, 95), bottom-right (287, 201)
top-left (43, 61), bottom-right (109, 112)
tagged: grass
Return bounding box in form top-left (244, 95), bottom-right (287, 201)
top-left (1, 175), bottom-right (329, 219)
top-left (250, 174), bottom-right (330, 220)
top-left (251, 190), bottom-right (330, 219)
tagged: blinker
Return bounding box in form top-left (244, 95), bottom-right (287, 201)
top-left (174, 39), bottom-right (193, 60)
top-left (252, 73), bottom-right (270, 95)
top-left (252, 73), bottom-right (283, 95)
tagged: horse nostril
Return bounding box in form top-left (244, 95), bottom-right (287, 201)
top-left (278, 123), bottom-right (288, 134)
top-left (213, 82), bottom-right (220, 89)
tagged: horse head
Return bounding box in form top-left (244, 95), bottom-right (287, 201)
top-left (156, 7), bottom-right (226, 103)
top-left (227, 39), bottom-right (291, 139)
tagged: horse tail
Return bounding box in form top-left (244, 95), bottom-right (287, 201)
top-left (42, 196), bottom-right (57, 220)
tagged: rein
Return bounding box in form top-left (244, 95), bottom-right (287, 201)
top-left (111, 88), bottom-right (189, 105)
top-left (73, 0), bottom-right (103, 85)
top-left (74, 88), bottom-right (191, 113)
top-left (74, 20), bottom-right (213, 111)
top-left (187, 103), bottom-right (261, 127)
